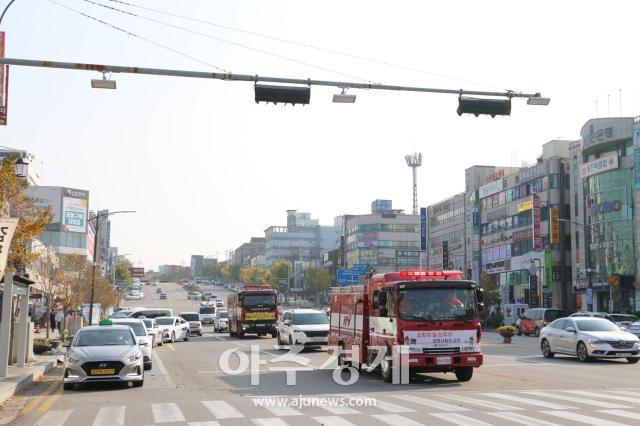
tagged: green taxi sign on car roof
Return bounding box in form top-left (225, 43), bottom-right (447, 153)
top-left (99, 319), bottom-right (113, 326)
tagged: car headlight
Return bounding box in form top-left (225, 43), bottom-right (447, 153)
top-left (127, 353), bottom-right (142, 363)
top-left (587, 339), bottom-right (604, 346)
top-left (67, 355), bottom-right (81, 364)
top-left (294, 330), bottom-right (306, 336)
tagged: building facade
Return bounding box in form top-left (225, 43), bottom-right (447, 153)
top-left (233, 237), bottom-right (265, 267)
top-left (427, 193), bottom-right (465, 271)
top-left (569, 117), bottom-right (639, 313)
top-left (343, 204), bottom-right (420, 273)
top-left (191, 255), bottom-right (204, 279)
top-left (264, 210), bottom-right (338, 267)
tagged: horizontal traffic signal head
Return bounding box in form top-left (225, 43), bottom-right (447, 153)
top-left (457, 96), bottom-right (511, 118)
top-left (255, 84), bottom-right (310, 105)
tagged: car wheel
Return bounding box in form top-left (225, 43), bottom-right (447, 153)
top-left (541, 339), bottom-right (555, 358)
top-left (238, 324), bottom-right (245, 339)
top-left (577, 342), bottom-right (591, 362)
top-left (270, 331), bottom-right (277, 339)
top-left (170, 332), bottom-right (175, 343)
top-left (151, 336), bottom-right (156, 347)
top-left (199, 332), bottom-right (203, 337)
top-left (144, 362), bottom-right (152, 371)
top-left (627, 357), bottom-right (639, 364)
top-left (455, 367), bottom-right (474, 382)
top-left (132, 378), bottom-right (144, 388)
top-left (158, 337), bottom-right (163, 347)
top-left (184, 331), bottom-right (190, 342)
top-left (534, 327), bottom-right (540, 337)
top-left (63, 383), bottom-right (74, 391)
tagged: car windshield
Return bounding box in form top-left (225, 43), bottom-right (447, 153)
top-left (292, 313), bottom-right (329, 325)
top-left (200, 307), bottom-right (215, 314)
top-left (181, 313), bottom-right (199, 321)
top-left (75, 329), bottom-right (135, 346)
top-left (142, 320), bottom-right (153, 328)
top-left (217, 312), bottom-right (228, 319)
top-left (399, 288), bottom-right (477, 321)
top-left (156, 317), bottom-right (175, 325)
top-left (110, 311), bottom-right (132, 318)
top-left (115, 322), bottom-right (146, 336)
top-left (574, 319), bottom-right (620, 332)
top-left (611, 314), bottom-right (638, 322)
top-left (242, 294), bottom-right (277, 308)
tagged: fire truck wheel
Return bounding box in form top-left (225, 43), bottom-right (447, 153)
top-left (380, 358), bottom-right (393, 383)
top-left (454, 367), bottom-right (473, 382)
top-left (238, 324), bottom-right (245, 339)
top-left (337, 349), bottom-right (348, 367)
top-left (270, 331), bottom-right (277, 339)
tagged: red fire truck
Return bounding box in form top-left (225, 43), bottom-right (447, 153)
top-left (328, 270), bottom-right (484, 382)
top-left (228, 285), bottom-right (278, 338)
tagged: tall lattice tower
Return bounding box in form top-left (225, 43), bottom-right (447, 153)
top-left (404, 153), bottom-right (422, 215)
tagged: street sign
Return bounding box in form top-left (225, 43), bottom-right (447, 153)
top-left (337, 267), bottom-right (367, 285)
top-left (129, 267), bottom-right (145, 278)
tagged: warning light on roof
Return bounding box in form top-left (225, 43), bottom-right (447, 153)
top-left (99, 319), bottom-right (113, 326)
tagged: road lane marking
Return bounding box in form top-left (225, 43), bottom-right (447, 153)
top-left (374, 400), bottom-right (416, 413)
top-left (541, 410), bottom-right (629, 426)
top-left (93, 406), bottom-right (126, 426)
top-left (318, 403), bottom-right (360, 415)
top-left (482, 393), bottom-right (576, 409)
top-left (34, 409), bottom-right (73, 426)
top-left (430, 413), bottom-right (494, 426)
top-left (262, 405), bottom-right (303, 417)
top-left (312, 416), bottom-right (357, 426)
top-left (371, 414), bottom-right (424, 426)
top-left (251, 419), bottom-right (289, 426)
top-left (487, 412), bottom-right (558, 425)
top-left (598, 410), bottom-right (640, 421)
top-left (20, 381), bottom-right (60, 415)
top-left (36, 384), bottom-right (63, 414)
top-left (564, 390), bottom-right (640, 404)
top-left (152, 403), bottom-right (186, 423)
top-left (521, 391), bottom-right (630, 408)
top-left (434, 393), bottom-right (523, 411)
top-left (153, 350), bottom-right (169, 375)
top-left (202, 401), bottom-right (244, 419)
top-left (389, 394), bottom-right (469, 412)
top-left (166, 343), bottom-right (176, 351)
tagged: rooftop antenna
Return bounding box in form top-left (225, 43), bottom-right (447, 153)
top-left (619, 88), bottom-right (622, 115)
top-left (404, 153), bottom-right (422, 215)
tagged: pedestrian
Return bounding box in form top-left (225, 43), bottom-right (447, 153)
top-left (55, 310), bottom-right (64, 335)
top-left (50, 310), bottom-right (56, 333)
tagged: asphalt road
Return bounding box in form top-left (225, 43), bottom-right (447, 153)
top-left (2, 282), bottom-right (640, 426)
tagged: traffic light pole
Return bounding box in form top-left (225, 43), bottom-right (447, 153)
top-left (0, 57), bottom-right (544, 100)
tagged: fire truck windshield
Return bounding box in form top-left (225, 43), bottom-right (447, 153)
top-left (241, 294), bottom-right (277, 308)
top-left (398, 288), bottom-right (477, 321)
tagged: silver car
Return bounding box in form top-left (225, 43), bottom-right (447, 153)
top-left (142, 318), bottom-right (163, 347)
top-left (179, 312), bottom-right (203, 336)
top-left (62, 323), bottom-right (145, 390)
top-left (539, 317), bottom-right (640, 363)
top-left (110, 319), bottom-right (153, 370)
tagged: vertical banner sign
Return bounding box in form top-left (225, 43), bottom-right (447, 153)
top-left (544, 248), bottom-right (553, 290)
top-left (634, 129), bottom-right (640, 190)
top-left (532, 195), bottom-right (542, 252)
top-left (550, 207), bottom-right (560, 245)
top-left (419, 207), bottom-right (427, 250)
top-left (0, 31), bottom-right (7, 126)
top-left (529, 274), bottom-right (539, 307)
top-left (0, 218), bottom-right (19, 278)
top-left (542, 287), bottom-right (551, 308)
top-left (442, 241), bottom-right (449, 269)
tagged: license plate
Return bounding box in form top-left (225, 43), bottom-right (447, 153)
top-left (90, 368), bottom-right (115, 375)
top-left (311, 337), bottom-right (326, 342)
top-left (436, 356), bottom-right (452, 365)
top-left (616, 353), bottom-right (632, 357)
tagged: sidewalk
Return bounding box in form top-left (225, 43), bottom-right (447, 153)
top-left (0, 327), bottom-right (62, 407)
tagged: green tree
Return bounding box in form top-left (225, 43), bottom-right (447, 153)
top-left (228, 264), bottom-right (241, 282)
top-left (0, 156), bottom-right (53, 272)
top-left (115, 258), bottom-right (133, 284)
top-left (269, 260), bottom-right (292, 291)
top-left (31, 250), bottom-right (64, 339)
top-left (202, 262), bottom-right (220, 281)
top-left (240, 267), bottom-right (271, 285)
top-left (305, 268), bottom-right (332, 306)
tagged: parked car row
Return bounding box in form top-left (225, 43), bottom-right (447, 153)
top-left (517, 308), bottom-right (639, 337)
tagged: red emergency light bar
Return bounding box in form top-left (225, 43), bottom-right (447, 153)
top-left (242, 285), bottom-right (274, 290)
top-left (398, 270), bottom-right (462, 278)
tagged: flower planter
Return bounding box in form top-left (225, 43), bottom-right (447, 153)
top-left (497, 326), bottom-right (516, 344)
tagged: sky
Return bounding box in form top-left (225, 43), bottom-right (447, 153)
top-left (2, 0), bottom-right (640, 269)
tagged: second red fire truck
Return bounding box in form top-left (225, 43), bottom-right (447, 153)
top-left (228, 285), bottom-right (278, 338)
top-left (328, 269), bottom-right (484, 382)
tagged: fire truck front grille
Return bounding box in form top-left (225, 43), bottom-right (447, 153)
top-left (423, 347), bottom-right (460, 355)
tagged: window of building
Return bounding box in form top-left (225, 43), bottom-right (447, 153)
top-left (541, 206), bottom-right (549, 221)
top-left (549, 173), bottom-right (559, 189)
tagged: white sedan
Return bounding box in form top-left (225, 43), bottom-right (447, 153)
top-left (156, 316), bottom-right (190, 343)
top-left (276, 309), bottom-right (329, 348)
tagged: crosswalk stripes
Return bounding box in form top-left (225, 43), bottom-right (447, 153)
top-left (92, 406), bottom-right (126, 426)
top-left (564, 390), bottom-right (640, 404)
top-left (33, 409), bottom-right (73, 426)
top-left (261, 405), bottom-right (304, 417)
top-left (487, 411), bottom-right (559, 426)
top-left (434, 393), bottom-right (524, 411)
top-left (481, 392), bottom-right (577, 410)
top-left (388, 394), bottom-right (470, 412)
top-left (541, 410), bottom-right (631, 426)
top-left (312, 415), bottom-right (358, 426)
top-left (251, 419), bottom-right (289, 426)
top-left (373, 399), bottom-right (416, 413)
top-left (201, 400), bottom-right (244, 419)
top-left (151, 402), bottom-right (186, 423)
top-left (429, 412), bottom-right (494, 426)
top-left (599, 410), bottom-right (640, 421)
top-left (521, 390), bottom-right (631, 409)
top-left (317, 403), bottom-right (360, 415)
top-left (187, 422), bottom-right (221, 426)
top-left (371, 414), bottom-right (424, 426)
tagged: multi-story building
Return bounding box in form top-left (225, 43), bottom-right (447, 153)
top-left (264, 210), bottom-right (338, 267)
top-left (191, 255), bottom-right (204, 279)
top-left (475, 140), bottom-right (572, 309)
top-left (158, 264), bottom-right (184, 273)
top-left (569, 117), bottom-right (638, 313)
top-left (427, 193), bottom-right (465, 271)
top-left (343, 202), bottom-right (420, 273)
top-left (233, 237), bottom-right (265, 267)
top-left (27, 186), bottom-right (91, 258)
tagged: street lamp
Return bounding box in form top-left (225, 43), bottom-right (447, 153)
top-left (13, 156), bottom-right (28, 178)
top-left (88, 210), bottom-right (135, 324)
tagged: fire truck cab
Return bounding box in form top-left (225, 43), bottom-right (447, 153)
top-left (228, 285), bottom-right (278, 339)
top-left (328, 270), bottom-right (484, 382)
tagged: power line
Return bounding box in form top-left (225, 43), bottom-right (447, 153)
top-left (106, 0), bottom-right (504, 91)
top-left (48, 0), bottom-right (231, 73)
top-left (80, 0), bottom-right (373, 83)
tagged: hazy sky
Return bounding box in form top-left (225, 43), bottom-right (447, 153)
top-left (2, 0), bottom-right (639, 269)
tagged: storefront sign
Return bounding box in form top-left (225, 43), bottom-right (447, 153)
top-left (517, 200), bottom-right (533, 213)
top-left (582, 124), bottom-right (614, 150)
top-left (512, 228), bottom-right (533, 243)
top-left (529, 275), bottom-right (539, 307)
top-left (634, 129), bottom-right (640, 190)
top-left (542, 287), bottom-right (551, 308)
top-left (586, 288), bottom-right (593, 305)
top-left (544, 249), bottom-right (553, 288)
top-left (532, 195), bottom-right (542, 252)
top-left (0, 32), bottom-right (7, 126)
top-left (550, 208), bottom-right (560, 244)
top-left (515, 162), bottom-right (548, 184)
top-left (479, 178), bottom-right (505, 199)
top-left (486, 169), bottom-right (505, 183)
top-left (420, 207), bottom-right (427, 251)
top-left (580, 154), bottom-right (618, 179)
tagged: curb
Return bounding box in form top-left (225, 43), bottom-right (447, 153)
top-left (0, 360), bottom-right (56, 406)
